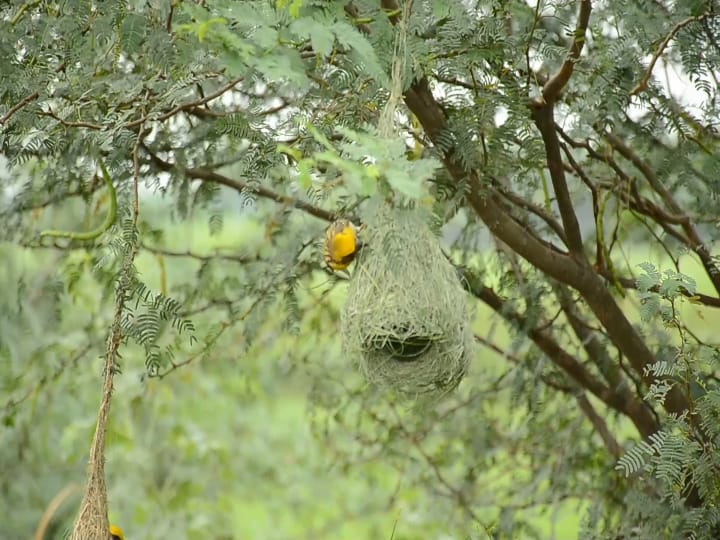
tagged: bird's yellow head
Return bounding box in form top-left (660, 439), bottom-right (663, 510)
top-left (109, 524), bottom-right (125, 540)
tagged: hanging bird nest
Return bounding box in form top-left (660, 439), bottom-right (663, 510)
top-left (341, 201), bottom-right (472, 400)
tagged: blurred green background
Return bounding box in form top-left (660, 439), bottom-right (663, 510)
top-left (4, 193), bottom-right (718, 540)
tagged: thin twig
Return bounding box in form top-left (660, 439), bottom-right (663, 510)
top-left (142, 143), bottom-right (338, 222)
top-left (576, 394), bottom-right (624, 458)
top-left (141, 243), bottom-right (258, 264)
top-left (492, 181), bottom-right (568, 245)
top-left (476, 332), bottom-right (624, 458)
top-left (389, 405), bottom-right (492, 532)
top-left (34, 484), bottom-right (82, 540)
top-left (604, 130), bottom-right (720, 296)
top-left (157, 239), bottom-right (315, 377)
top-left (38, 108), bottom-right (104, 130)
top-left (10, 0), bottom-right (40, 25)
top-left (166, 1), bottom-right (175, 33)
top-left (124, 76), bottom-right (244, 129)
top-left (525, 0), bottom-right (543, 93)
top-left (0, 92), bottom-right (39, 125)
top-left (4, 342), bottom-right (94, 413)
top-left (630, 12), bottom-right (711, 96)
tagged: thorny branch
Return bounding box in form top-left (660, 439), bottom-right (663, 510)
top-left (575, 394), bottom-right (623, 459)
top-left (3, 342), bottom-right (94, 414)
top-left (155, 240), bottom-right (315, 378)
top-left (558, 131), bottom-right (720, 309)
top-left (28, 75), bottom-right (244, 134)
top-left (466, 277), bottom-right (658, 437)
top-left (491, 180), bottom-right (568, 246)
top-left (552, 283), bottom-right (659, 435)
top-left (387, 407), bottom-right (491, 531)
top-left (125, 76), bottom-right (245, 129)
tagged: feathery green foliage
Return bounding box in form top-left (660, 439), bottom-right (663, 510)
top-left (2, 0), bottom-right (720, 538)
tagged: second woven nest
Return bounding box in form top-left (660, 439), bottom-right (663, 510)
top-left (341, 201), bottom-right (472, 400)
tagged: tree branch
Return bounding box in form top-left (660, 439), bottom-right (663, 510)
top-left (557, 126), bottom-right (698, 228)
top-left (141, 144), bottom-right (338, 222)
top-left (553, 283), bottom-right (659, 437)
top-left (603, 132), bottom-right (678, 212)
top-left (541, 0), bottom-right (592, 104)
top-left (470, 278), bottom-right (659, 437)
top-left (0, 92), bottom-right (39, 125)
top-left (156, 240), bottom-right (314, 378)
top-left (604, 130), bottom-right (720, 296)
top-left (492, 180), bottom-right (568, 246)
top-left (38, 107), bottom-right (104, 130)
top-left (594, 267), bottom-right (720, 308)
top-left (191, 168), bottom-right (337, 222)
top-left (10, 0), bottom-right (40, 25)
top-left (531, 104), bottom-right (585, 254)
top-left (140, 243), bottom-right (259, 264)
top-left (401, 64), bottom-right (693, 424)
top-left (575, 393), bottom-right (623, 459)
top-left (124, 76), bottom-right (244, 129)
top-left (629, 12), bottom-right (711, 96)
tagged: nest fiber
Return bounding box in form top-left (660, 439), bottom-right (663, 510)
top-left (69, 363), bottom-right (115, 540)
top-left (342, 203), bottom-right (471, 399)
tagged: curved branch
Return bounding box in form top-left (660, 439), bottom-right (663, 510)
top-left (141, 144), bottom-right (338, 222)
top-left (187, 167), bottom-right (337, 222)
top-left (124, 76), bottom-right (244, 129)
top-left (38, 108), bottom-right (104, 130)
top-left (141, 244), bottom-right (259, 264)
top-left (575, 393), bottom-right (623, 459)
top-left (630, 12), bottom-right (711, 96)
top-left (0, 92), bottom-right (39, 125)
top-left (553, 283), bottom-right (659, 437)
top-left (541, 0), bottom-right (593, 104)
top-left (39, 159), bottom-right (117, 241)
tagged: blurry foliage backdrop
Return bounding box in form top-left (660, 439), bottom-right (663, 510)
top-left (1, 0), bottom-right (720, 539)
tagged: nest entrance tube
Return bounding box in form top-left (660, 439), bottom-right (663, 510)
top-left (341, 201), bottom-right (472, 400)
top-left (69, 360), bottom-right (113, 540)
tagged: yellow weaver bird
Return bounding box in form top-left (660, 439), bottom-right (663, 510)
top-left (323, 219), bottom-right (364, 276)
top-left (110, 524), bottom-right (125, 540)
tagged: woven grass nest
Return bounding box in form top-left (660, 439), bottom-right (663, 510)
top-left (341, 201), bottom-right (472, 400)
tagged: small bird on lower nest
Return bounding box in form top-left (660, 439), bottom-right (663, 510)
top-left (323, 218), bottom-right (365, 278)
top-left (110, 524), bottom-right (125, 540)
